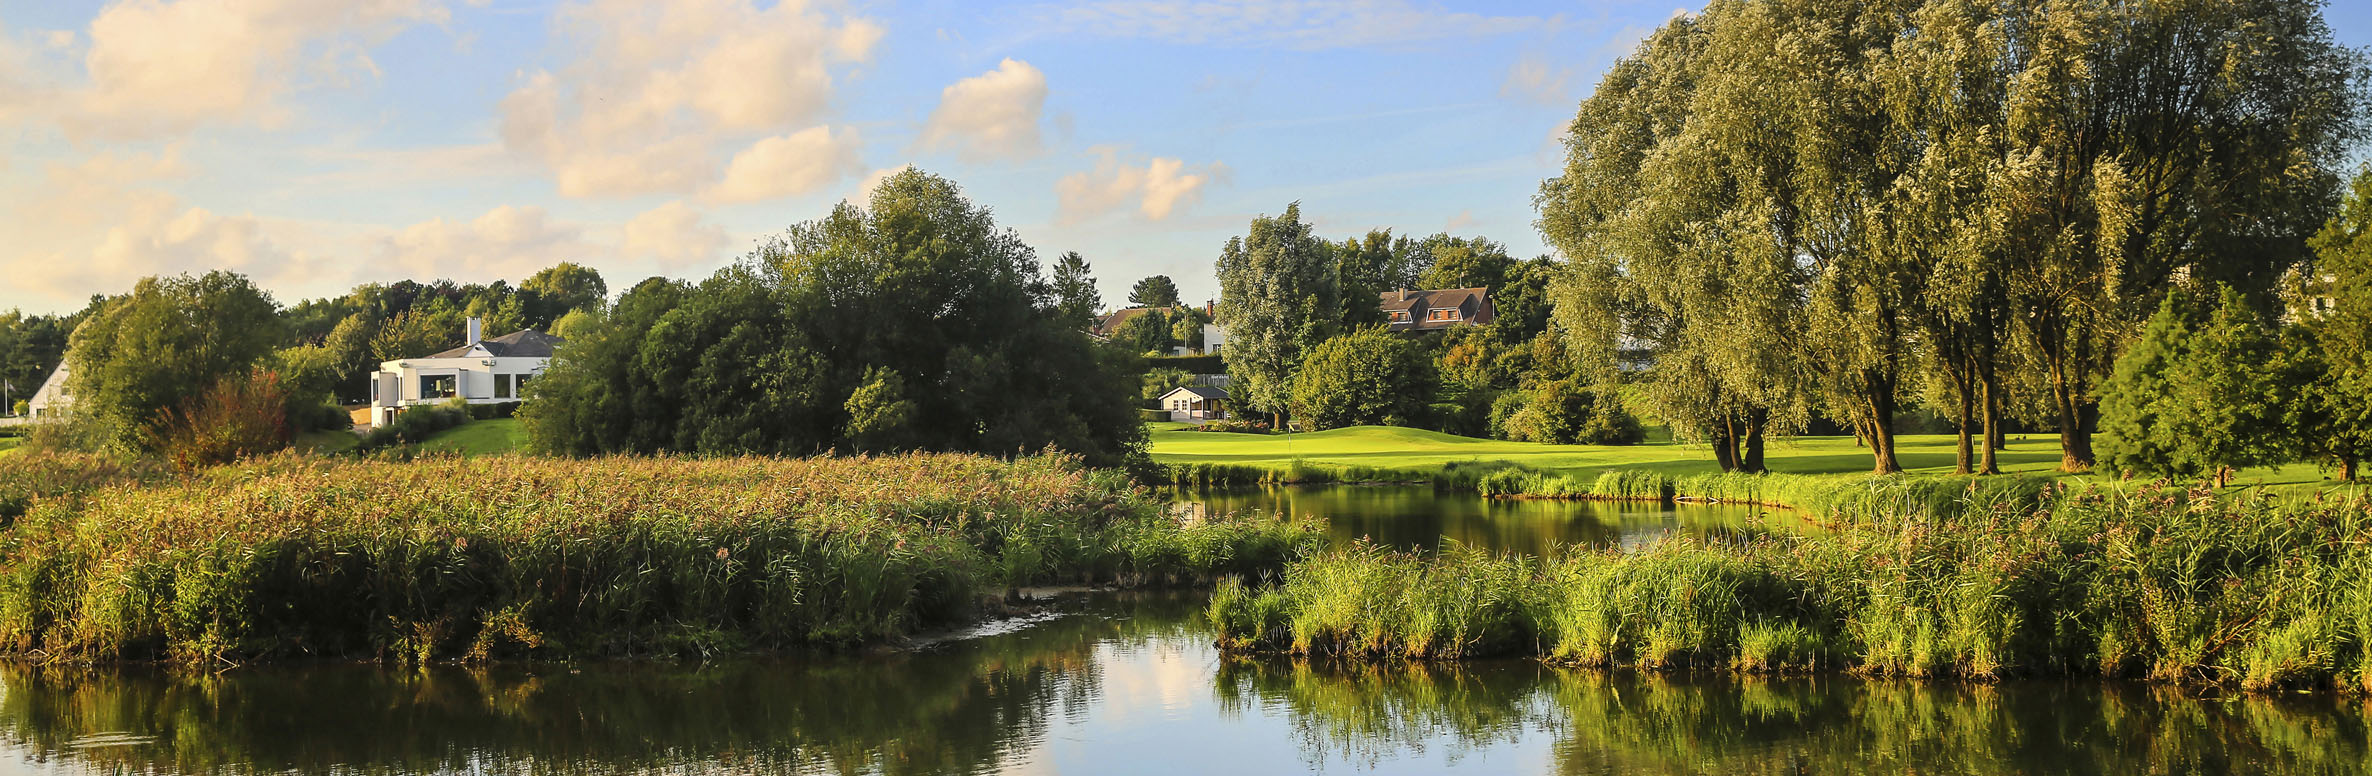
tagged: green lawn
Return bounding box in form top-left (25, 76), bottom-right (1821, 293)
top-left (294, 429), bottom-right (361, 455)
top-left (1149, 425), bottom-right (2352, 493)
top-left (419, 418), bottom-right (526, 456)
top-left (0, 436), bottom-right (19, 455)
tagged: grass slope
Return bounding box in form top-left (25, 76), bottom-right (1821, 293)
top-left (419, 418), bottom-right (526, 456)
top-left (1150, 425), bottom-right (2349, 491)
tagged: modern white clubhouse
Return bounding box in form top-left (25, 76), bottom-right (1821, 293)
top-left (367, 317), bottom-right (561, 427)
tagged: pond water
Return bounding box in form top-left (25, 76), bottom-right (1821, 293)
top-left (3, 488), bottom-right (2365, 775)
top-left (3, 592), bottom-right (2365, 775)
top-left (1181, 484), bottom-right (1794, 555)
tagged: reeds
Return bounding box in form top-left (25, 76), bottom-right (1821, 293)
top-left (0, 452), bottom-right (1322, 664)
top-left (1211, 480), bottom-right (2372, 693)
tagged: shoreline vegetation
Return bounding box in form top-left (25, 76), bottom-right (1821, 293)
top-left (1209, 475), bottom-right (2372, 695)
top-left (0, 453), bottom-right (1320, 665)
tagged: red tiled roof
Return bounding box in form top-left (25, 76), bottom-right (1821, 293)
top-left (1379, 288), bottom-right (1493, 332)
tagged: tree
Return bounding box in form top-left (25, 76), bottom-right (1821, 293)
top-left (1495, 378), bottom-right (1644, 445)
top-left (1111, 308), bottom-right (1175, 354)
top-left (1130, 275), bottom-right (1181, 308)
top-left (1413, 234), bottom-right (1515, 291)
top-left (2287, 166), bottom-right (2372, 479)
top-left (1289, 328), bottom-right (1434, 430)
top-left (520, 262), bottom-right (608, 327)
top-left (1050, 251), bottom-right (1100, 331)
top-left (67, 271), bottom-right (284, 452)
top-left (523, 169), bottom-right (1144, 465)
top-left (1216, 202), bottom-right (1341, 421)
top-left (2098, 288), bottom-right (2290, 484)
top-left (371, 306), bottom-right (463, 363)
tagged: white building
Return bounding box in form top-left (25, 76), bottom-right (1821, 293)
top-left (1159, 385), bottom-right (1229, 423)
top-left (1200, 322), bottom-right (1227, 356)
top-left (367, 318), bottom-right (562, 427)
top-left (25, 363), bottom-right (71, 418)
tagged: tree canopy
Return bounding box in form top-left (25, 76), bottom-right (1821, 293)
top-left (66, 271), bottom-right (285, 452)
top-left (1129, 275), bottom-right (1181, 308)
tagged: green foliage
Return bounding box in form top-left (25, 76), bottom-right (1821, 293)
top-left (1051, 251), bottom-right (1100, 330)
top-left (1111, 307), bottom-right (1178, 353)
top-left (1493, 378), bottom-right (1643, 445)
top-left (1412, 234), bottom-right (1515, 292)
top-left (1289, 328), bottom-right (1434, 430)
top-left (67, 271), bottom-right (285, 454)
top-left (522, 169), bottom-right (1145, 465)
top-left (361, 401), bottom-right (472, 450)
top-left (1217, 202), bottom-right (1342, 418)
top-left (519, 262), bottom-right (608, 326)
top-left (0, 453), bottom-right (1320, 663)
top-left (2099, 288), bottom-right (2292, 480)
top-left (1214, 480), bottom-right (2372, 691)
top-left (370, 306), bottom-right (461, 363)
top-left (1129, 275), bottom-right (1181, 308)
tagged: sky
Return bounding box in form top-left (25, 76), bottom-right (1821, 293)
top-left (1, 0), bottom-right (2368, 316)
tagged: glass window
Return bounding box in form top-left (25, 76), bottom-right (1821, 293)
top-left (420, 374), bottom-right (457, 400)
top-left (515, 373), bottom-right (533, 396)
top-left (494, 374), bottom-right (514, 400)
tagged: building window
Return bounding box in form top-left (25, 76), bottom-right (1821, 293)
top-left (1427, 307), bottom-right (1459, 321)
top-left (494, 374), bottom-right (515, 400)
top-left (515, 373), bottom-right (533, 396)
top-left (420, 374), bottom-right (457, 400)
top-left (1389, 310), bottom-right (1410, 323)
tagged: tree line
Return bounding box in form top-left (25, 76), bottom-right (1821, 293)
top-left (1535, 0), bottom-right (2366, 475)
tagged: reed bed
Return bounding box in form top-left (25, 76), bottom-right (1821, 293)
top-left (1212, 482), bottom-right (2372, 693)
top-left (0, 452), bottom-right (169, 525)
top-left (0, 452), bottom-right (1322, 664)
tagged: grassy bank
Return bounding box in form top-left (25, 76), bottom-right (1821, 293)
top-left (1211, 478), bottom-right (2372, 693)
top-left (0, 453), bottom-right (1321, 664)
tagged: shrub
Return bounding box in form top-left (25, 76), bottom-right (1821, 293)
top-left (467, 402), bottom-right (521, 421)
top-left (360, 401), bottom-right (472, 451)
top-left (141, 369), bottom-right (294, 471)
top-left (1290, 328), bottom-right (1435, 430)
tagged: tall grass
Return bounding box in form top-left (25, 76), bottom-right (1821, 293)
top-left (1212, 481), bottom-right (2372, 692)
top-left (0, 452), bottom-right (1322, 664)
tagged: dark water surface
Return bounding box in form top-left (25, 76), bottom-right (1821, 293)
top-left (5, 592), bottom-right (2365, 775)
top-left (1181, 484), bottom-right (1794, 555)
top-left (3, 488), bottom-right (2365, 775)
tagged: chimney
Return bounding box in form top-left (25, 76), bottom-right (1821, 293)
top-left (466, 316), bottom-right (482, 345)
top-left (1399, 289), bottom-right (1409, 301)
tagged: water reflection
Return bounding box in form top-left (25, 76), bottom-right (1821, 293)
top-left (4, 592), bottom-right (2366, 775)
top-left (1181, 485), bottom-right (1794, 555)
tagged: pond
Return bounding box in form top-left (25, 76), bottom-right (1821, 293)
top-left (4, 591), bottom-right (2365, 775)
top-left (1179, 484), bottom-right (1796, 555)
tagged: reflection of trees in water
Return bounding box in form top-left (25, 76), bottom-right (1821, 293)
top-left (0, 593), bottom-right (1207, 776)
top-left (1222, 660), bottom-right (2372, 775)
top-left (1185, 486), bottom-right (1783, 556)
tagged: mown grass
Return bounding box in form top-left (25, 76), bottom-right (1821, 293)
top-left (0, 452), bottom-right (1321, 664)
top-left (418, 418), bottom-right (526, 456)
top-left (1212, 478), bottom-right (2372, 693)
top-left (1152, 425), bottom-right (2360, 494)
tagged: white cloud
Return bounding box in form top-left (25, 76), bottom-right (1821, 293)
top-left (1038, 0), bottom-right (1548, 50)
top-left (1500, 55), bottom-right (1574, 106)
top-left (918, 58), bottom-right (1047, 162)
top-left (500, 0), bottom-right (882, 198)
top-left (375, 205), bottom-right (593, 280)
top-left (64, 0), bottom-right (447, 139)
top-left (2, 147), bottom-right (333, 302)
top-left (1054, 146), bottom-right (1223, 223)
top-left (706, 125), bottom-right (864, 204)
top-left (622, 200), bottom-right (730, 270)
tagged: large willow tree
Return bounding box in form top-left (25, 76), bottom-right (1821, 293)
top-left (1543, 0), bottom-right (2363, 473)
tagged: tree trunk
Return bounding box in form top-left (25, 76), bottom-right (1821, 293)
top-left (2343, 455), bottom-right (2358, 482)
top-left (2043, 329), bottom-right (2096, 472)
top-left (1711, 416), bottom-right (1738, 472)
top-left (1950, 357), bottom-right (1975, 476)
top-left (1740, 407), bottom-right (1768, 474)
top-left (1979, 361), bottom-right (2003, 476)
top-left (1867, 386), bottom-right (1903, 475)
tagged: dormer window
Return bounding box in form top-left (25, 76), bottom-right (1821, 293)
top-left (1427, 307), bottom-right (1459, 322)
top-left (1389, 310), bottom-right (1411, 323)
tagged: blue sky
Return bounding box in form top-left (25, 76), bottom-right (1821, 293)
top-left (1, 0), bottom-right (2368, 315)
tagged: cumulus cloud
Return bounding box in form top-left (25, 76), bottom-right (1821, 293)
top-left (1054, 147), bottom-right (1223, 223)
top-left (918, 59), bottom-right (1047, 162)
top-left (375, 205), bottom-right (593, 280)
top-left (59, 0), bottom-right (447, 138)
top-left (500, 0), bottom-right (882, 198)
top-left (622, 200), bottom-right (730, 270)
top-left (706, 125), bottom-right (864, 204)
top-left (1037, 0), bottom-right (1546, 50)
top-left (850, 163), bottom-right (912, 205)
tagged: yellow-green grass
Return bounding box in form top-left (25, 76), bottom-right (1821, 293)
top-left (420, 418), bottom-right (526, 456)
top-left (1150, 425), bottom-right (2357, 494)
top-left (294, 429), bottom-right (361, 455)
top-left (0, 437), bottom-right (18, 456)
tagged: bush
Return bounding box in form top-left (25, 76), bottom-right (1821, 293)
top-left (1290, 328), bottom-right (1435, 430)
top-left (1495, 379), bottom-right (1643, 445)
top-left (360, 401), bottom-right (472, 450)
top-left (1137, 409), bottom-right (1169, 422)
top-left (141, 369), bottom-right (294, 471)
top-left (294, 401), bottom-right (353, 431)
top-left (467, 401), bottom-right (521, 421)
top-left (1146, 354), bottom-right (1224, 375)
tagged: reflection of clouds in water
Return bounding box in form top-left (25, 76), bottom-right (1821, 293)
top-left (1091, 640), bottom-right (1211, 726)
